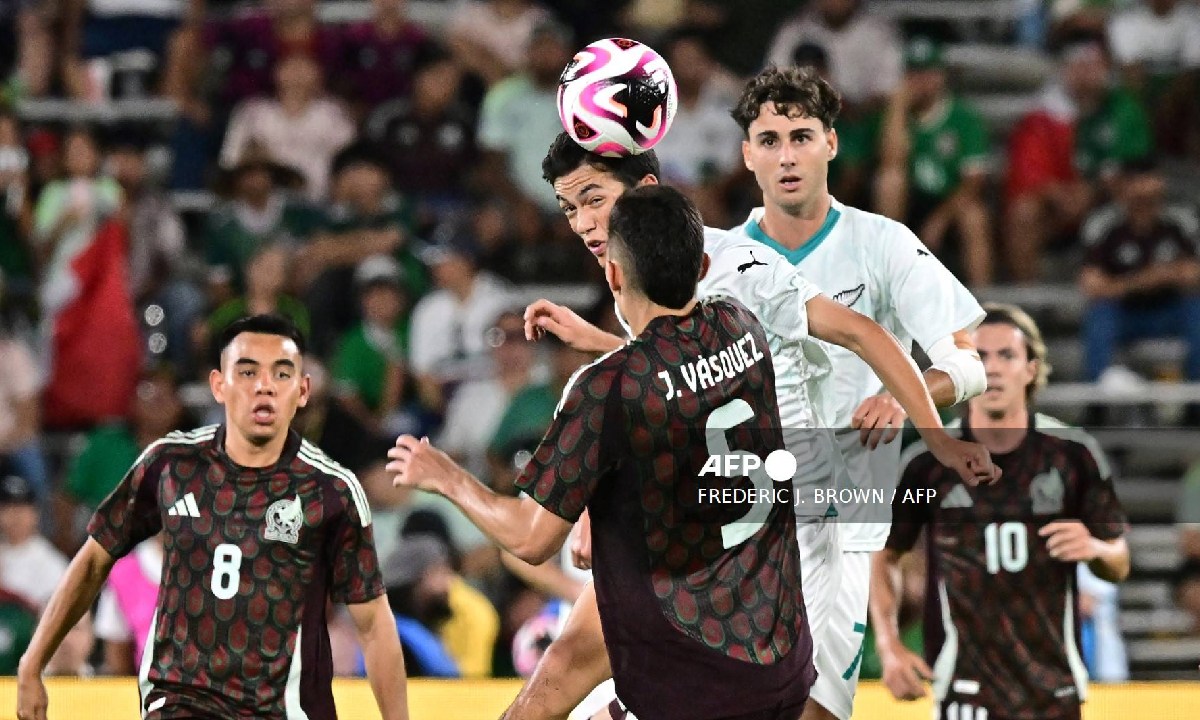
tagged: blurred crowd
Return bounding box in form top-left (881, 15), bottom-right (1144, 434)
top-left (0, 0), bottom-right (1199, 680)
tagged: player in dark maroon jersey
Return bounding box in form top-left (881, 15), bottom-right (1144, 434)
top-left (17, 315), bottom-right (408, 720)
top-left (870, 304), bottom-right (1130, 720)
top-left (389, 186), bottom-right (815, 720)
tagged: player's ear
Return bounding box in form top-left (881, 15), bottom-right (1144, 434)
top-left (1023, 357), bottom-right (1039, 388)
top-left (604, 257), bottom-right (622, 294)
top-left (698, 252), bottom-right (711, 282)
top-left (635, 174), bottom-right (659, 187)
top-left (297, 373), bottom-right (311, 408)
top-left (742, 139), bottom-right (752, 171)
top-left (208, 368), bottom-right (225, 405)
top-left (827, 127), bottom-right (838, 160)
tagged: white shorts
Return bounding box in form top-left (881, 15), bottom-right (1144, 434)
top-left (808, 549), bottom-right (871, 720)
top-left (569, 679), bottom-right (621, 720)
top-left (796, 515), bottom-right (841, 650)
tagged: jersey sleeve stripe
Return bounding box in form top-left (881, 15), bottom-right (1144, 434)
top-left (1035, 413), bottom-right (1114, 481)
top-left (297, 442), bottom-right (371, 527)
top-left (130, 425), bottom-right (219, 471)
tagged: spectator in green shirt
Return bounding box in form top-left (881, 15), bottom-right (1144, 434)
top-left (331, 255), bottom-right (433, 441)
top-left (57, 368), bottom-right (187, 548)
top-left (486, 334), bottom-right (594, 496)
top-left (201, 241), bottom-right (310, 365)
top-left (0, 586), bottom-right (36, 674)
top-left (203, 147), bottom-right (321, 306)
top-left (299, 144), bottom-right (427, 357)
top-left (877, 37), bottom-right (994, 287)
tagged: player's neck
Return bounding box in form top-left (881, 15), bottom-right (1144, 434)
top-left (621, 297), bottom-right (698, 337)
top-left (967, 404), bottom-right (1030, 454)
top-left (760, 192), bottom-right (833, 251)
top-left (223, 427), bottom-right (289, 469)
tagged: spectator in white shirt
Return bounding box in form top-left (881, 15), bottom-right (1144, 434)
top-left (219, 53), bottom-right (356, 202)
top-left (1107, 0), bottom-right (1200, 155)
top-left (408, 226), bottom-right (517, 413)
top-left (446, 0), bottom-right (551, 86)
top-left (0, 473), bottom-right (66, 609)
top-left (437, 309), bottom-right (538, 481)
top-left (765, 0), bottom-right (902, 111)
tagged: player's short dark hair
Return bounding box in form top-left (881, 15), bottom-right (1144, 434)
top-left (607, 185), bottom-right (704, 309)
top-left (979, 303), bottom-right (1050, 400)
top-left (730, 65), bottom-right (842, 135)
top-left (541, 132), bottom-right (661, 189)
top-left (213, 314), bottom-right (307, 367)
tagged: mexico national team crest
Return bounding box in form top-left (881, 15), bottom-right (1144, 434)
top-left (264, 495), bottom-right (304, 544)
top-left (1030, 468), bottom-right (1065, 515)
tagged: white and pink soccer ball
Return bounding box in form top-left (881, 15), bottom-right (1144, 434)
top-left (557, 38), bottom-right (678, 157)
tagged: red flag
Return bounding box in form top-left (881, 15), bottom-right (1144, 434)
top-left (42, 217), bottom-right (142, 429)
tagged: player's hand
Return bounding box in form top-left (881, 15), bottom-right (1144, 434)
top-left (851, 393), bottom-right (907, 449)
top-left (571, 510), bottom-right (593, 570)
top-left (386, 435), bottom-right (462, 495)
top-left (925, 433), bottom-right (1001, 487)
top-left (1039, 520), bottom-right (1100, 562)
top-left (16, 669), bottom-right (48, 720)
top-left (524, 299), bottom-right (619, 353)
top-left (880, 646), bottom-right (931, 701)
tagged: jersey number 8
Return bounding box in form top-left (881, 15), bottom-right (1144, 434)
top-left (211, 543), bottom-right (244, 599)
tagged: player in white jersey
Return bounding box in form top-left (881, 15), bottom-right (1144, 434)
top-left (500, 132), bottom-right (997, 720)
top-left (728, 66), bottom-right (987, 720)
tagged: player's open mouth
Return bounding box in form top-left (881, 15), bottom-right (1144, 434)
top-left (778, 175), bottom-right (802, 191)
top-left (586, 240), bottom-right (606, 257)
top-left (252, 403), bottom-right (276, 423)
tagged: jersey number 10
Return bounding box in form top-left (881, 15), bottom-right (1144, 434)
top-left (983, 522), bottom-right (1028, 574)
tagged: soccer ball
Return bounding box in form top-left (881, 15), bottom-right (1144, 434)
top-left (557, 37), bottom-right (678, 157)
top-left (511, 599), bottom-right (569, 677)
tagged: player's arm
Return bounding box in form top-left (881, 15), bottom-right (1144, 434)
top-left (347, 595), bottom-right (410, 720)
top-left (500, 551), bottom-right (586, 603)
top-left (524, 299), bottom-right (624, 354)
top-left (869, 457), bottom-right (934, 702)
top-left (17, 538), bottom-right (116, 720)
top-left (388, 436), bottom-right (574, 564)
top-left (807, 295), bottom-right (998, 483)
top-left (1039, 436), bottom-right (1132, 583)
top-left (870, 548), bottom-right (931, 701)
top-left (851, 329), bottom-right (977, 448)
top-left (1039, 522), bottom-right (1130, 583)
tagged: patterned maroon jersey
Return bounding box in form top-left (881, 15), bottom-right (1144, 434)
top-left (87, 425), bottom-right (383, 720)
top-left (515, 299), bottom-right (815, 720)
top-left (887, 414), bottom-right (1127, 720)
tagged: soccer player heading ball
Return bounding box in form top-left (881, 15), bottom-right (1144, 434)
top-left (391, 185), bottom-right (817, 719)
top-left (17, 315), bottom-right (409, 720)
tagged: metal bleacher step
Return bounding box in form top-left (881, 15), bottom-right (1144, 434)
top-left (1126, 525), bottom-right (1182, 573)
top-left (948, 44), bottom-right (1054, 93)
top-left (1119, 579), bottom-right (1175, 610)
top-left (1114, 477), bottom-right (1185, 524)
top-left (1120, 608), bottom-right (1194, 636)
top-left (1127, 636), bottom-right (1200, 676)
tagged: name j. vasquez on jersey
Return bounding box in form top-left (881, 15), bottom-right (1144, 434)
top-left (657, 331), bottom-right (766, 400)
